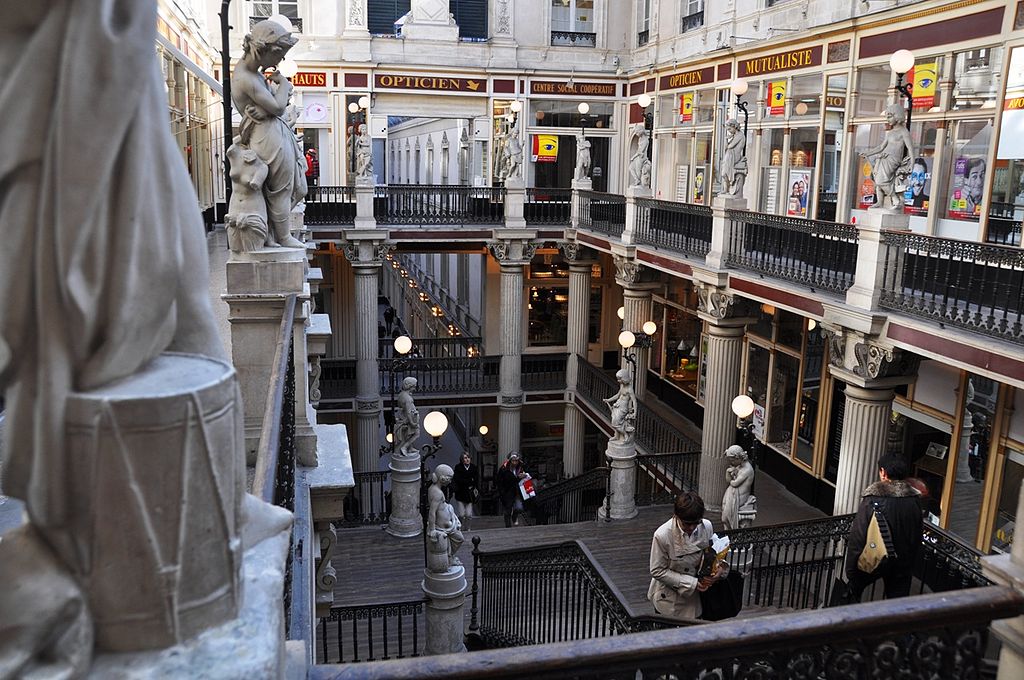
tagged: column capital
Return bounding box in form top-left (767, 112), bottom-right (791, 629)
top-left (559, 241), bottom-right (596, 266)
top-left (693, 280), bottom-right (758, 325)
top-left (613, 254), bottom-right (643, 286)
top-left (823, 324), bottom-right (920, 389)
top-left (342, 240), bottom-right (394, 267)
top-left (489, 238), bottom-right (539, 266)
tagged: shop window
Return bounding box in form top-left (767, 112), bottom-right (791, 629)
top-left (820, 74), bottom-right (847, 219)
top-left (527, 286), bottom-right (569, 346)
top-left (786, 128), bottom-right (817, 219)
top-left (790, 74), bottom-right (822, 119)
top-left (850, 123), bottom-right (883, 211)
top-left (952, 47), bottom-right (1002, 111)
top-left (856, 65), bottom-right (890, 117)
top-left (796, 327), bottom-right (824, 467)
top-left (758, 128), bottom-right (786, 214)
top-left (944, 120), bottom-right (993, 222)
top-left (659, 92), bottom-right (693, 128)
top-left (745, 343), bottom-right (771, 440)
top-left (903, 121), bottom-right (939, 220)
top-left (991, 448), bottom-right (1024, 553)
top-left (748, 304), bottom-right (774, 340)
top-left (532, 100), bottom-right (613, 129)
top-left (692, 132), bottom-right (713, 205)
top-left (651, 301), bottom-right (665, 374)
top-left (776, 310), bottom-right (803, 351)
top-left (534, 134), bottom-right (610, 192)
top-left (663, 306), bottom-right (702, 398)
top-left (694, 88), bottom-right (716, 125)
top-left (588, 286), bottom-right (603, 344)
top-left (766, 352), bottom-right (800, 454)
top-left (947, 373), bottom-right (997, 547)
top-left (673, 133), bottom-right (693, 202)
top-left (990, 46), bottom-right (1024, 245)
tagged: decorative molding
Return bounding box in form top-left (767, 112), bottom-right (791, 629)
top-left (852, 342), bottom-right (920, 380)
top-left (522, 241), bottom-right (539, 262)
top-left (341, 242), bottom-right (393, 266)
top-left (501, 394), bottom-right (524, 406)
top-left (694, 282), bottom-right (735, 321)
top-left (374, 243), bottom-right (395, 262)
top-left (488, 239), bottom-right (540, 266)
top-left (822, 325), bottom-right (847, 369)
top-left (348, 0), bottom-right (365, 27)
top-left (613, 255), bottom-right (642, 285)
top-left (309, 356), bottom-right (322, 406)
top-left (355, 397), bottom-right (380, 412)
top-left (560, 241), bottom-right (582, 263)
top-left (496, 0), bottom-right (512, 34)
top-left (315, 523), bottom-right (338, 594)
top-left (488, 240), bottom-right (509, 262)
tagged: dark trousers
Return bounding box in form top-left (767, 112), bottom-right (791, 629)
top-left (846, 564), bottom-right (913, 602)
top-left (501, 501), bottom-right (519, 528)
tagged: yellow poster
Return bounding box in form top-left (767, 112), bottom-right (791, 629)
top-left (533, 134), bottom-right (558, 163)
top-left (910, 61), bottom-right (938, 109)
top-left (680, 92), bottom-right (693, 122)
top-left (768, 80), bottom-right (787, 115)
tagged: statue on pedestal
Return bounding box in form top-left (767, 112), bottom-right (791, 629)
top-left (426, 464), bottom-right (464, 572)
top-left (720, 119), bottom-right (748, 198)
top-left (575, 132), bottom-right (592, 181)
top-left (227, 19), bottom-right (307, 252)
top-left (504, 117), bottom-right (523, 181)
top-left (628, 123), bottom-right (652, 189)
top-left (862, 103), bottom-right (914, 211)
top-left (394, 377), bottom-right (420, 458)
top-left (356, 123), bottom-right (373, 180)
top-left (722, 445), bottom-right (757, 530)
top-left (604, 368), bottom-right (637, 446)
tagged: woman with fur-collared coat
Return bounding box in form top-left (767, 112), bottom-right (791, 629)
top-left (647, 492), bottom-right (728, 621)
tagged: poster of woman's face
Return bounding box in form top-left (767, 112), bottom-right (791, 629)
top-left (786, 169), bottom-right (812, 218)
top-left (949, 156), bottom-right (986, 220)
top-left (903, 157), bottom-right (931, 215)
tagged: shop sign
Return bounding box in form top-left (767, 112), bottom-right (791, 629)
top-left (532, 134), bottom-right (558, 163)
top-left (1004, 96), bottom-right (1024, 111)
top-left (529, 80), bottom-right (617, 97)
top-left (824, 95), bottom-right (846, 109)
top-left (907, 62), bottom-right (938, 110)
top-left (659, 66), bottom-right (715, 92)
top-left (293, 72), bottom-right (326, 87)
top-left (739, 46), bottom-right (823, 77)
top-left (374, 74), bottom-right (486, 93)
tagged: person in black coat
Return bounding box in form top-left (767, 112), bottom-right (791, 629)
top-left (845, 453), bottom-right (924, 601)
top-left (495, 452), bottom-right (528, 528)
top-left (451, 452), bottom-right (479, 530)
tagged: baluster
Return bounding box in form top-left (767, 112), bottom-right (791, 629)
top-left (412, 604), bottom-right (420, 656)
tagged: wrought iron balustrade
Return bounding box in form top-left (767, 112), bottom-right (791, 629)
top-left (550, 30), bottom-right (597, 47)
top-left (378, 336), bottom-right (482, 360)
top-left (304, 185), bottom-right (356, 225)
top-left (317, 599), bottom-right (425, 663)
top-left (318, 359), bottom-right (356, 403)
top-left (577, 191), bottom-right (627, 239)
top-left (725, 210), bottom-right (859, 294)
top-left (681, 10), bottom-right (704, 32)
top-left (637, 29), bottom-right (649, 46)
top-left (375, 185), bottom-right (505, 225)
top-left (525, 187), bottom-right (572, 224)
top-left (634, 198), bottom-right (712, 257)
top-left (380, 356), bottom-right (497, 396)
top-left (879, 230), bottom-right (1024, 344)
top-left (396, 256), bottom-right (483, 338)
top-left (525, 467), bottom-right (611, 525)
top-left (635, 451), bottom-right (699, 506)
top-left (521, 353), bottom-right (569, 391)
top-left (340, 470), bottom-right (390, 528)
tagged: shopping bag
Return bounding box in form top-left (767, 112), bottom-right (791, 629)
top-left (518, 474), bottom-right (536, 500)
top-left (699, 571), bottom-right (744, 621)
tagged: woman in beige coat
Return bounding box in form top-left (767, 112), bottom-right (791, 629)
top-left (647, 492), bottom-right (728, 620)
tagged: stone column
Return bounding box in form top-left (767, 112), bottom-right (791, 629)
top-left (422, 564), bottom-right (468, 655)
top-left (387, 455), bottom-right (423, 538)
top-left (614, 256), bottom-right (658, 400)
top-left (490, 237), bottom-right (538, 457)
top-left (598, 439), bottom-right (638, 521)
top-left (983, 480), bottom-right (1024, 679)
top-left (561, 243), bottom-right (594, 479)
top-left (697, 322), bottom-right (746, 513)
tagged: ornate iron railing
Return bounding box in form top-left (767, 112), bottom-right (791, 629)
top-left (525, 467), bottom-right (611, 525)
top-left (317, 599), bottom-right (426, 664)
top-left (375, 185), bottom-right (505, 225)
top-left (525, 187), bottom-right (572, 224)
top-left (550, 30), bottom-right (597, 47)
top-left (634, 198), bottom-right (712, 257)
top-left (339, 470), bottom-right (390, 528)
top-left (637, 29), bottom-right (649, 46)
top-left (378, 336), bottom-right (482, 360)
top-left (311, 586), bottom-right (1024, 679)
top-left (578, 191), bottom-right (627, 239)
top-left (680, 9), bottom-right (704, 32)
top-left (576, 359), bottom-right (700, 455)
top-left (817, 191), bottom-right (838, 222)
top-left (522, 353), bottom-right (569, 391)
top-left (879, 230), bottom-right (1024, 345)
top-left (304, 185), bottom-right (356, 225)
top-left (469, 538), bottom-right (687, 649)
top-left (635, 451), bottom-right (699, 506)
top-left (725, 210), bottom-right (859, 294)
top-left (395, 255), bottom-right (483, 338)
top-left (380, 356), bottom-right (495, 395)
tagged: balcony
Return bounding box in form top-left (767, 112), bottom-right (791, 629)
top-left (681, 10), bottom-right (704, 33)
top-left (250, 15), bottom-right (303, 32)
top-left (637, 29), bottom-right (649, 47)
top-left (550, 30), bottom-right (597, 47)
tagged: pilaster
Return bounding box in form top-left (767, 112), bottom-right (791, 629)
top-left (598, 440), bottom-right (638, 521)
top-left (622, 186), bottom-right (652, 246)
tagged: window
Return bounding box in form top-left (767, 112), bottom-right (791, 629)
top-left (952, 47), bottom-right (1003, 111)
top-left (249, 0), bottom-right (301, 31)
top-left (681, 0), bottom-right (704, 33)
top-left (368, 0), bottom-right (410, 36)
top-left (551, 0), bottom-right (595, 47)
top-left (637, 0), bottom-right (651, 46)
top-left (451, 0), bottom-right (488, 41)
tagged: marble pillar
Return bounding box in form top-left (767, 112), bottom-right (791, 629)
top-left (982, 482), bottom-right (1024, 680)
top-left (387, 455), bottom-right (423, 538)
top-left (698, 323), bottom-right (746, 513)
top-left (563, 253), bottom-right (593, 478)
top-left (598, 440), bottom-right (638, 521)
top-left (833, 384), bottom-right (896, 514)
top-left (622, 284), bottom-right (656, 400)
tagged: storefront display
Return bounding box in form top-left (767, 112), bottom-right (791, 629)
top-left (786, 168), bottom-right (812, 217)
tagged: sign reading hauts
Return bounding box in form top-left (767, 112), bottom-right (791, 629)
top-left (739, 46), bottom-right (823, 77)
top-left (292, 72), bottom-right (326, 88)
top-left (529, 81), bottom-right (617, 97)
top-left (374, 74), bottom-right (486, 93)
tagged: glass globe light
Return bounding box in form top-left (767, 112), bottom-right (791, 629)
top-left (393, 335), bottom-right (413, 355)
top-left (386, 432), bottom-right (394, 443)
top-left (348, 102), bottom-right (359, 113)
top-left (616, 306), bottom-right (625, 320)
top-left (642, 320), bottom-right (658, 336)
top-left (479, 425), bottom-right (489, 436)
top-left (577, 102), bottom-right (590, 115)
top-left (730, 78), bottom-right (749, 97)
top-left (732, 394), bottom-right (755, 419)
top-left (277, 59), bottom-right (298, 78)
top-left (618, 330), bottom-right (636, 349)
top-left (510, 100), bottom-right (523, 112)
top-left (423, 411), bottom-right (449, 438)
top-left (638, 94), bottom-right (652, 108)
top-left (889, 49), bottom-right (915, 75)
top-left (358, 95), bottom-right (371, 109)
top-left (794, 102), bottom-right (809, 116)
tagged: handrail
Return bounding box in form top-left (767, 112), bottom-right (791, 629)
top-left (253, 293), bottom-right (297, 507)
top-left (311, 586), bottom-right (1024, 679)
top-left (318, 598), bottom-right (427, 664)
top-left (525, 467), bottom-right (610, 525)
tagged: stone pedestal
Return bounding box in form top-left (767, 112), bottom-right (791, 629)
top-left (504, 177), bottom-right (527, 228)
top-left (354, 178), bottom-right (377, 229)
top-left (422, 565), bottom-right (467, 655)
top-left (846, 208), bottom-right (908, 311)
top-left (706, 195), bottom-right (748, 270)
top-left (598, 440), bottom-right (638, 521)
top-left (833, 384), bottom-right (896, 514)
top-left (308, 423), bottom-right (354, 616)
top-left (623, 186), bottom-right (652, 246)
top-left (698, 323), bottom-right (746, 513)
top-left (387, 454), bottom-right (423, 538)
top-left (400, 0), bottom-right (460, 41)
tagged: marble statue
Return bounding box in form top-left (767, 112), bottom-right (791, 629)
top-left (604, 368), bottom-right (637, 445)
top-left (504, 117), bottom-right (523, 181)
top-left (722, 445), bottom-right (757, 530)
top-left (356, 123), bottom-right (373, 180)
top-left (394, 377), bottom-right (420, 458)
top-left (426, 464), bottom-right (464, 572)
top-left (628, 123), bottom-right (652, 189)
top-left (226, 139), bottom-right (270, 253)
top-left (229, 19), bottom-right (306, 250)
top-left (0, 1), bottom-right (290, 672)
top-left (862, 103), bottom-right (914, 210)
top-left (720, 119), bottom-right (748, 197)
top-left (575, 132), bottom-right (592, 181)
top-left (493, 122), bottom-right (508, 180)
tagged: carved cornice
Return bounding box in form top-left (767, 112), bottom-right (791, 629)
top-left (613, 255), bottom-right (643, 285)
top-left (488, 239), bottom-right (539, 266)
top-left (355, 397), bottom-right (380, 412)
top-left (500, 394), bottom-right (524, 406)
top-left (341, 242), bottom-right (393, 266)
top-left (821, 324), bottom-right (847, 369)
top-left (852, 342), bottom-right (921, 380)
top-left (694, 281), bottom-right (735, 321)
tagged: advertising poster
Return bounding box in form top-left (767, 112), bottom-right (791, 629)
top-left (532, 134), bottom-right (558, 163)
top-left (768, 80), bottom-right (787, 116)
top-left (948, 156), bottom-right (986, 220)
top-left (763, 167), bottom-right (780, 214)
top-left (903, 156), bottom-right (931, 215)
top-left (675, 165), bottom-right (690, 202)
top-left (786, 168), bottom-right (812, 218)
top-left (752, 403), bottom-right (766, 441)
top-left (908, 62), bottom-right (938, 110)
top-left (857, 157), bottom-right (877, 209)
top-left (679, 92), bottom-right (694, 123)
top-left (693, 165), bottom-right (706, 204)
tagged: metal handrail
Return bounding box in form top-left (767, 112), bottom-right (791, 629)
top-left (317, 598), bottom-right (427, 664)
top-left (253, 293), bottom-right (297, 507)
top-left (634, 198), bottom-right (713, 257)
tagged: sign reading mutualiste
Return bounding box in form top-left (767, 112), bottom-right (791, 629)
top-left (529, 80), bottom-right (617, 97)
top-left (658, 66), bottom-right (715, 91)
top-left (374, 74), bottom-right (486, 93)
top-left (292, 72), bottom-right (326, 87)
top-left (738, 46), bottom-right (823, 77)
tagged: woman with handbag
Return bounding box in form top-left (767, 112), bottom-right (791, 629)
top-left (452, 452), bottom-right (479, 530)
top-left (496, 452), bottom-right (527, 528)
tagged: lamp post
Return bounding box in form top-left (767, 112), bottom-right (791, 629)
top-left (577, 101), bottom-right (591, 138)
top-left (729, 78), bottom-right (750, 141)
top-left (889, 49), bottom-right (916, 130)
top-left (420, 410), bottom-right (449, 566)
top-left (617, 320), bottom-right (658, 372)
top-left (731, 393), bottom-right (758, 466)
top-left (637, 93), bottom-right (654, 131)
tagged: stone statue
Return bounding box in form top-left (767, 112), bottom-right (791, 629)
top-left (426, 464), bottom-right (464, 572)
top-left (493, 121), bottom-right (508, 180)
top-left (720, 119), bottom-right (748, 197)
top-left (575, 132), bottom-right (592, 181)
top-left (228, 19), bottom-right (306, 251)
top-left (0, 2), bottom-right (290, 672)
top-left (722, 445), bottom-right (757, 530)
top-left (226, 139), bottom-right (270, 253)
top-left (628, 123), bottom-right (652, 189)
top-left (394, 377), bottom-right (420, 457)
top-left (504, 117), bottom-right (523, 181)
top-left (862, 103), bottom-right (914, 211)
top-left (604, 368), bottom-right (637, 445)
top-left (356, 123), bottom-right (373, 180)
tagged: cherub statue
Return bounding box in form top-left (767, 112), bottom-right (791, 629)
top-left (722, 445), bottom-right (757, 530)
top-left (604, 367), bottom-right (637, 445)
top-left (629, 123), bottom-right (652, 188)
top-left (720, 119), bottom-right (748, 197)
top-left (393, 377), bottom-right (420, 458)
top-left (426, 464), bottom-right (464, 572)
top-left (862, 103), bottom-right (914, 210)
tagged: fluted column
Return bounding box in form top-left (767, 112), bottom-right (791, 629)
top-left (833, 385), bottom-right (895, 514)
top-left (698, 323), bottom-right (746, 513)
top-left (562, 245), bottom-right (594, 478)
top-left (622, 284), bottom-right (656, 399)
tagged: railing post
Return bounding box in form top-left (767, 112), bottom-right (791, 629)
top-left (846, 209), bottom-right (908, 311)
top-left (622, 186), bottom-right (650, 246)
top-left (354, 177), bottom-right (377, 229)
top-left (469, 536), bottom-right (481, 633)
top-left (706, 195), bottom-right (747, 270)
top-left (571, 177), bottom-right (591, 229)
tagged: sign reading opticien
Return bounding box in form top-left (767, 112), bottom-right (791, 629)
top-left (739, 46), bottom-right (823, 77)
top-left (659, 66), bottom-right (714, 91)
top-left (529, 81), bottom-right (617, 97)
top-left (374, 74), bottom-right (485, 92)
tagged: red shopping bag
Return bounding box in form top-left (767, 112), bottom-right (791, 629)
top-left (519, 474), bottom-right (536, 500)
